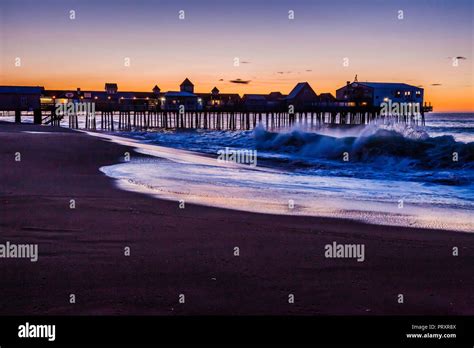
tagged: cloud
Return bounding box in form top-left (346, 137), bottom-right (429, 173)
top-left (276, 71), bottom-right (292, 74)
top-left (241, 61), bottom-right (251, 64)
top-left (431, 83), bottom-right (442, 86)
top-left (229, 79), bottom-right (251, 84)
top-left (305, 69), bottom-right (312, 72)
top-left (447, 56), bottom-right (467, 60)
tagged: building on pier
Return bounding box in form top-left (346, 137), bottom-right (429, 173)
top-left (180, 78), bottom-right (194, 93)
top-left (162, 78), bottom-right (206, 111)
top-left (336, 81), bottom-right (424, 108)
top-left (242, 83), bottom-right (327, 111)
top-left (196, 87), bottom-right (241, 109)
top-left (0, 86), bottom-right (44, 122)
top-left (267, 92), bottom-right (287, 110)
top-left (163, 91), bottom-right (200, 111)
top-left (318, 93), bottom-right (336, 104)
top-left (0, 86), bottom-right (43, 111)
top-left (41, 84), bottom-right (160, 111)
top-left (105, 83), bottom-right (118, 94)
top-left (242, 94), bottom-right (268, 111)
top-left (284, 82), bottom-right (319, 110)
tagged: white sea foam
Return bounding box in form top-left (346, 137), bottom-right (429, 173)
top-left (88, 131), bottom-right (474, 233)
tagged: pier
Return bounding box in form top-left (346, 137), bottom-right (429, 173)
top-left (0, 105), bottom-right (430, 132)
top-left (0, 80), bottom-right (433, 132)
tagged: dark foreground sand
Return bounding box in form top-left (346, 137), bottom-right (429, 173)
top-left (0, 122), bottom-right (473, 315)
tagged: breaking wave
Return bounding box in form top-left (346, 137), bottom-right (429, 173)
top-left (253, 125), bottom-right (474, 171)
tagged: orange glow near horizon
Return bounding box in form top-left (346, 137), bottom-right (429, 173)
top-left (3, 74), bottom-right (473, 113)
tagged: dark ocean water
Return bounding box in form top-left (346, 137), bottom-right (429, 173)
top-left (119, 113), bottom-right (474, 187)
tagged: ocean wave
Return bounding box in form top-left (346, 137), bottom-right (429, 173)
top-left (253, 125), bottom-right (474, 171)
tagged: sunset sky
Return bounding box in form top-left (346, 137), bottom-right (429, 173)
top-left (1, 0), bottom-right (472, 112)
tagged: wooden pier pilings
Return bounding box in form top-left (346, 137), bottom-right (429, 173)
top-left (2, 106), bottom-right (427, 131)
top-left (75, 108), bottom-right (425, 131)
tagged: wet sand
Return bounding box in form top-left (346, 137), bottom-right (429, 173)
top-left (0, 122), bottom-right (473, 315)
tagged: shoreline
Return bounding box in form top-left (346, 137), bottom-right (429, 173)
top-left (89, 128), bottom-right (474, 233)
top-left (0, 122), bottom-right (473, 315)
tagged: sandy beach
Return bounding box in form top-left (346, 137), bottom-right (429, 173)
top-left (0, 122), bottom-right (473, 315)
